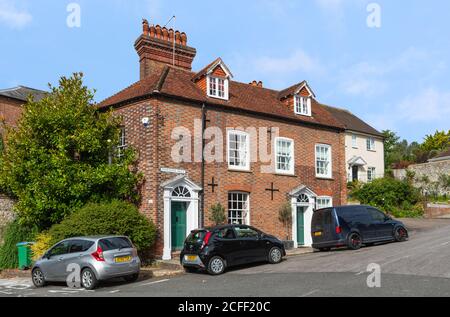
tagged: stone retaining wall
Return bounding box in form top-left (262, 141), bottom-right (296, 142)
top-left (0, 195), bottom-right (15, 242)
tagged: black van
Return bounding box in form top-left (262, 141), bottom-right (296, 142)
top-left (311, 205), bottom-right (408, 251)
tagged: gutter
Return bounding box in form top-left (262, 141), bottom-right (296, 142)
top-left (200, 103), bottom-right (207, 228)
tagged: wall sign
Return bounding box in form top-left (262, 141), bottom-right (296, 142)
top-left (160, 167), bottom-right (187, 175)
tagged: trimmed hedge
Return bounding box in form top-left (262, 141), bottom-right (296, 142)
top-left (48, 200), bottom-right (156, 251)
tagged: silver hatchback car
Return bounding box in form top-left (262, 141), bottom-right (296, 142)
top-left (31, 236), bottom-right (141, 290)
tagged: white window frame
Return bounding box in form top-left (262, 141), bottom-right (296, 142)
top-left (228, 192), bottom-right (250, 225)
top-left (207, 76), bottom-right (229, 100)
top-left (367, 137), bottom-right (376, 151)
top-left (351, 134), bottom-right (358, 149)
top-left (315, 144), bottom-right (332, 179)
top-left (227, 130), bottom-right (250, 171)
top-left (294, 95), bottom-right (311, 116)
top-left (367, 167), bottom-right (376, 182)
top-left (275, 137), bottom-right (295, 175)
top-left (117, 127), bottom-right (127, 158)
top-left (316, 196), bottom-right (333, 210)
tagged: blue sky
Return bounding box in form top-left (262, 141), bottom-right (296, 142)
top-left (1, 0), bottom-right (449, 143)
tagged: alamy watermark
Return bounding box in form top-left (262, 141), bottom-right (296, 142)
top-left (366, 263), bottom-right (381, 288)
top-left (367, 3), bottom-right (382, 28)
top-left (67, 3), bottom-right (81, 28)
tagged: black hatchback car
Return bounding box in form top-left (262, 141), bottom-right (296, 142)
top-left (312, 205), bottom-right (408, 251)
top-left (180, 225), bottom-right (286, 275)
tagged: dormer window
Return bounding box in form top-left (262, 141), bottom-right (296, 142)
top-left (294, 95), bottom-right (311, 116)
top-left (207, 76), bottom-right (228, 100)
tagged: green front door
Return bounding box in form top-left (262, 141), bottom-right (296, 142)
top-left (297, 206), bottom-right (305, 246)
top-left (171, 202), bottom-right (187, 250)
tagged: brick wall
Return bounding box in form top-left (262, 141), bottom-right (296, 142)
top-left (0, 96), bottom-right (23, 130)
top-left (425, 203), bottom-right (450, 218)
top-left (113, 95), bottom-right (347, 256)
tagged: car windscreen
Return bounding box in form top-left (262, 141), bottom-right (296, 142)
top-left (312, 208), bottom-right (332, 230)
top-left (99, 237), bottom-right (133, 251)
top-left (186, 230), bottom-right (208, 244)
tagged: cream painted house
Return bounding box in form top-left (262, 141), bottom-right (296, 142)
top-left (323, 105), bottom-right (385, 183)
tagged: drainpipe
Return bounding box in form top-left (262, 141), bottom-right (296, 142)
top-left (200, 103), bottom-right (207, 228)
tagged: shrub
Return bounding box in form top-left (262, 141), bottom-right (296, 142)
top-left (0, 220), bottom-right (38, 269)
top-left (278, 202), bottom-right (292, 241)
top-left (31, 232), bottom-right (53, 261)
top-left (209, 203), bottom-right (226, 226)
top-left (352, 177), bottom-right (422, 218)
top-left (48, 200), bottom-right (156, 252)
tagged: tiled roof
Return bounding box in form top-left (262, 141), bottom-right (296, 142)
top-left (0, 86), bottom-right (47, 102)
top-left (321, 104), bottom-right (384, 137)
top-left (99, 65), bottom-right (346, 130)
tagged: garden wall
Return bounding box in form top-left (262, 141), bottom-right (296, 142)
top-left (393, 159), bottom-right (450, 196)
top-left (425, 203), bottom-right (450, 219)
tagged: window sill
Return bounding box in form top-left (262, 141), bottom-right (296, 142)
top-left (274, 172), bottom-right (297, 177)
top-left (316, 176), bottom-right (334, 181)
top-left (367, 149), bottom-right (376, 152)
top-left (228, 168), bottom-right (252, 174)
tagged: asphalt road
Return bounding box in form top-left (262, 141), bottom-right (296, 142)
top-left (2, 219), bottom-right (450, 297)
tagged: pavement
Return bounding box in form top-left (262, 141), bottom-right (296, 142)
top-left (1, 218), bottom-right (450, 297)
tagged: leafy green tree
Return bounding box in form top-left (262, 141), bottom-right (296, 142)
top-left (0, 73), bottom-right (142, 229)
top-left (421, 130), bottom-right (450, 153)
top-left (209, 203), bottom-right (227, 226)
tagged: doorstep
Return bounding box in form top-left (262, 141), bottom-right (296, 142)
top-left (286, 247), bottom-right (314, 257)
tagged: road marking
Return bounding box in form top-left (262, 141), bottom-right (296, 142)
top-left (440, 241), bottom-right (450, 246)
top-left (48, 290), bottom-right (79, 294)
top-left (0, 290), bottom-right (14, 295)
top-left (139, 279), bottom-right (170, 286)
top-left (300, 289), bottom-right (320, 297)
top-left (355, 271), bottom-right (365, 276)
top-left (109, 290), bottom-right (120, 294)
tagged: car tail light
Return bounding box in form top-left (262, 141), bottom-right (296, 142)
top-left (201, 232), bottom-right (212, 250)
top-left (335, 226), bottom-right (342, 234)
top-left (91, 246), bottom-right (105, 262)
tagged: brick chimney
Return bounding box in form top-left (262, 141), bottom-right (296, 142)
top-left (249, 80), bottom-right (263, 88)
top-left (135, 19), bottom-right (197, 79)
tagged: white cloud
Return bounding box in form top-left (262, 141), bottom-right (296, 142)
top-left (0, 0), bottom-right (32, 29)
top-left (253, 49), bottom-right (325, 76)
top-left (397, 88), bottom-right (450, 123)
top-left (339, 47), bottom-right (435, 97)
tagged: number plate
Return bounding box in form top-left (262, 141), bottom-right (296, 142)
top-left (185, 255), bottom-right (198, 262)
top-left (115, 256), bottom-right (132, 263)
top-left (314, 232), bottom-right (323, 237)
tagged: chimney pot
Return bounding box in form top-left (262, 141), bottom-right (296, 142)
top-left (175, 31), bottom-right (181, 44)
top-left (149, 25), bottom-right (156, 37)
top-left (162, 27), bottom-right (169, 41)
top-left (155, 25), bottom-right (162, 39)
top-left (181, 32), bottom-right (187, 46)
top-left (258, 81), bottom-right (263, 88)
top-left (142, 19), bottom-right (150, 35)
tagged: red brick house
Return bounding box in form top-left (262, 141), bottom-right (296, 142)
top-left (0, 86), bottom-right (46, 131)
top-left (99, 20), bottom-right (349, 259)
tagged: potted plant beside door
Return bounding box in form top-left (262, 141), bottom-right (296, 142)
top-left (278, 202), bottom-right (294, 250)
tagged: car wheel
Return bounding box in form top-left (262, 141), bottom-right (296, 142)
top-left (123, 273), bottom-right (139, 283)
top-left (268, 247), bottom-right (283, 264)
top-left (81, 268), bottom-right (98, 290)
top-left (347, 232), bottom-right (362, 250)
top-left (32, 268), bottom-right (46, 288)
top-left (207, 256), bottom-right (226, 275)
top-left (394, 227), bottom-right (408, 242)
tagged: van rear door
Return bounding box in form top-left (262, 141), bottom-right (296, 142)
top-left (311, 208), bottom-right (335, 243)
